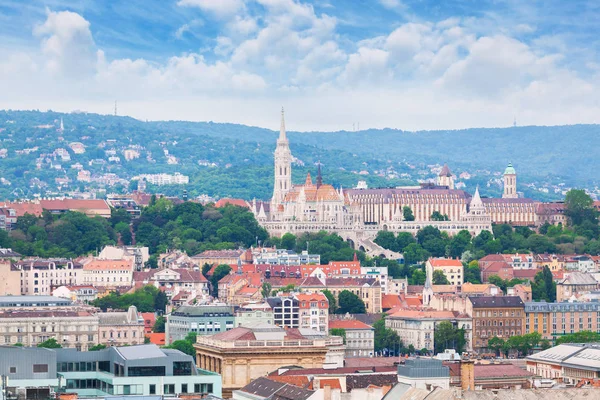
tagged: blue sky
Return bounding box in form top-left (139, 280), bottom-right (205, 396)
top-left (0, 0), bottom-right (599, 131)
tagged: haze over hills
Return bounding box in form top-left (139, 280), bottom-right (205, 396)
top-left (0, 110), bottom-right (598, 202)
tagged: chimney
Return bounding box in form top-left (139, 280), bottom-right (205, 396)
top-left (460, 359), bottom-right (475, 391)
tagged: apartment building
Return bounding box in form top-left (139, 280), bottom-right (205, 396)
top-left (525, 301), bottom-right (600, 340)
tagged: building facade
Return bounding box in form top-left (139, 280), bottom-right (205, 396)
top-left (14, 259), bottom-right (83, 295)
top-left (468, 296), bottom-right (525, 352)
top-left (525, 301), bottom-right (600, 340)
top-left (81, 259), bottom-right (133, 287)
top-left (166, 305), bottom-right (236, 344)
top-left (296, 293), bottom-right (329, 332)
top-left (98, 305), bottom-right (145, 346)
top-left (427, 258), bottom-right (464, 286)
top-left (329, 319), bottom-right (374, 357)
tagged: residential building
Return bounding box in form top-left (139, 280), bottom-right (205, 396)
top-left (535, 253), bottom-right (566, 272)
top-left (15, 259), bottom-right (84, 295)
top-left (166, 305), bottom-right (236, 344)
top-left (52, 285), bottom-right (98, 303)
top-left (481, 261), bottom-right (513, 283)
top-left (141, 312), bottom-right (156, 334)
top-left (426, 258), bottom-right (464, 286)
top-left (253, 248), bottom-right (320, 266)
top-left (526, 343), bottom-right (600, 385)
top-left (133, 268), bottom-right (209, 298)
top-left (39, 199), bottom-right (111, 218)
top-left (557, 272), bottom-right (599, 301)
top-left (81, 258), bottom-right (134, 288)
top-left (266, 296), bottom-right (300, 328)
top-left (388, 278), bottom-right (408, 295)
top-left (194, 324), bottom-right (344, 397)
top-left (234, 302), bottom-right (274, 328)
top-left (296, 292), bottom-right (329, 332)
top-left (134, 173), bottom-right (189, 186)
top-left (397, 358), bottom-right (450, 390)
top-left (386, 309), bottom-right (472, 352)
top-left (192, 249), bottom-right (247, 266)
top-left (105, 196), bottom-right (142, 218)
top-left (54, 344), bottom-right (222, 397)
top-left (0, 307), bottom-right (98, 350)
top-left (525, 300), bottom-right (600, 340)
top-left (507, 284), bottom-right (532, 302)
top-left (98, 245), bottom-right (149, 270)
top-left (0, 259), bottom-right (21, 295)
top-left (329, 319), bottom-right (374, 357)
top-left (565, 255), bottom-right (597, 273)
top-left (468, 296), bottom-right (525, 352)
top-left (98, 305), bottom-right (145, 346)
top-left (303, 277), bottom-right (382, 314)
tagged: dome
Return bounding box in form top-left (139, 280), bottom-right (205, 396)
top-left (504, 163), bottom-right (516, 175)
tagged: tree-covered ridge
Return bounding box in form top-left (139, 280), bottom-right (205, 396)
top-left (0, 110), bottom-right (597, 201)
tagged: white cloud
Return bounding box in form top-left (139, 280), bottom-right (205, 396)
top-left (177, 0), bottom-right (245, 18)
top-left (378, 0), bottom-right (403, 9)
top-left (175, 19), bottom-right (204, 39)
top-left (33, 9), bottom-right (99, 77)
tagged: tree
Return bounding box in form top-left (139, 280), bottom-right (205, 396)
top-left (432, 270), bottom-right (450, 285)
top-left (165, 339), bottom-right (195, 356)
top-left (89, 344), bottom-right (107, 351)
top-left (403, 206), bottom-right (415, 221)
top-left (374, 231), bottom-right (399, 252)
top-left (396, 232), bottom-right (416, 252)
top-left (448, 230), bottom-right (471, 258)
top-left (261, 282), bottom-right (272, 299)
top-left (210, 264), bottom-right (232, 297)
top-left (330, 328), bottom-right (346, 344)
top-left (374, 318), bottom-right (401, 354)
top-left (154, 316), bottom-right (166, 333)
top-left (337, 290), bottom-right (366, 314)
top-left (403, 243), bottom-right (429, 265)
top-left (430, 211), bottom-right (449, 221)
top-left (464, 260), bottom-right (482, 284)
top-left (37, 338), bottom-right (62, 348)
top-left (13, 343), bottom-right (23, 347)
top-left (556, 331), bottom-right (600, 345)
top-left (540, 339), bottom-right (551, 350)
top-left (488, 336), bottom-right (505, 357)
top-left (532, 266), bottom-right (556, 302)
top-left (564, 189), bottom-right (599, 226)
top-left (434, 321), bottom-right (466, 354)
top-left (154, 291), bottom-right (168, 312)
top-left (322, 289), bottom-right (338, 314)
top-left (280, 233), bottom-right (296, 250)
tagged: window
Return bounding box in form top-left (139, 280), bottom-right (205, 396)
top-left (33, 364), bottom-right (48, 373)
top-left (164, 384), bottom-right (175, 395)
top-left (181, 384), bottom-right (188, 393)
top-left (128, 366), bottom-right (166, 377)
top-left (149, 385), bottom-right (156, 395)
top-left (173, 362), bottom-right (192, 376)
top-left (9, 367), bottom-right (16, 374)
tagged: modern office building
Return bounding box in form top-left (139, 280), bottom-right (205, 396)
top-left (0, 346), bottom-right (59, 400)
top-left (166, 305), bottom-right (236, 344)
top-left (55, 345), bottom-right (221, 397)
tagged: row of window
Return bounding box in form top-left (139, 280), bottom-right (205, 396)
top-left (475, 311), bottom-right (522, 317)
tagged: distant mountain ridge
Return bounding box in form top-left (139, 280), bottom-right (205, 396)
top-left (0, 110), bottom-right (597, 201)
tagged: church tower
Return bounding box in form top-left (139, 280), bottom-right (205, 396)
top-left (502, 163), bottom-right (517, 198)
top-left (437, 164), bottom-right (454, 189)
top-left (271, 108), bottom-right (292, 212)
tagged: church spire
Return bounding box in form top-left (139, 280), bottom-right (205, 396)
top-left (279, 107), bottom-right (287, 141)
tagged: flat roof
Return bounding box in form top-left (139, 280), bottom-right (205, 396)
top-left (0, 295), bottom-right (72, 306)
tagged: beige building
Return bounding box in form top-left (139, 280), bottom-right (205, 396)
top-left (132, 268), bottom-right (209, 298)
top-left (98, 305), bottom-right (145, 346)
top-left (329, 319), bottom-right (374, 358)
top-left (0, 260), bottom-right (21, 296)
top-left (14, 259), bottom-right (83, 295)
top-left (386, 309), bottom-right (472, 352)
top-left (192, 249), bottom-right (247, 267)
top-left (81, 258), bottom-right (134, 287)
top-left (97, 245), bottom-right (149, 271)
top-left (556, 272), bottom-right (598, 302)
top-left (194, 324), bottom-right (345, 397)
top-left (302, 277), bottom-right (382, 314)
top-left (0, 309), bottom-right (98, 350)
top-left (427, 258), bottom-right (464, 286)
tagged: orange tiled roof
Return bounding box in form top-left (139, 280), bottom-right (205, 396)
top-left (83, 259), bottom-right (133, 271)
top-left (40, 199), bottom-right (110, 211)
top-left (329, 320), bottom-right (373, 330)
top-left (268, 375), bottom-right (310, 388)
top-left (429, 258), bottom-right (463, 267)
top-left (1, 202), bottom-right (43, 217)
top-left (145, 333), bottom-right (165, 345)
top-left (284, 182), bottom-right (342, 202)
top-left (461, 283), bottom-right (492, 293)
top-left (382, 294), bottom-right (402, 310)
top-left (388, 309), bottom-right (457, 319)
top-left (214, 198), bottom-right (250, 208)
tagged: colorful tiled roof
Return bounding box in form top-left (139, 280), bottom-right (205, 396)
top-left (328, 320), bottom-right (373, 330)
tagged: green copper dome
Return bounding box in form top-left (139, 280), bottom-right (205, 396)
top-left (504, 163), bottom-right (516, 175)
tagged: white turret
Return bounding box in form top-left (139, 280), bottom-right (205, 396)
top-left (502, 163), bottom-right (517, 198)
top-left (271, 108), bottom-right (292, 217)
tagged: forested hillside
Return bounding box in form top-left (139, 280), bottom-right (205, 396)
top-left (0, 110), bottom-right (597, 201)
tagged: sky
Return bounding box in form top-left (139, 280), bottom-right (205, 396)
top-left (0, 0), bottom-right (599, 131)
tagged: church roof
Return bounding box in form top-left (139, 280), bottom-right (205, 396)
top-left (438, 164), bottom-right (452, 177)
top-left (504, 163), bottom-right (516, 175)
top-left (284, 184), bottom-right (342, 202)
